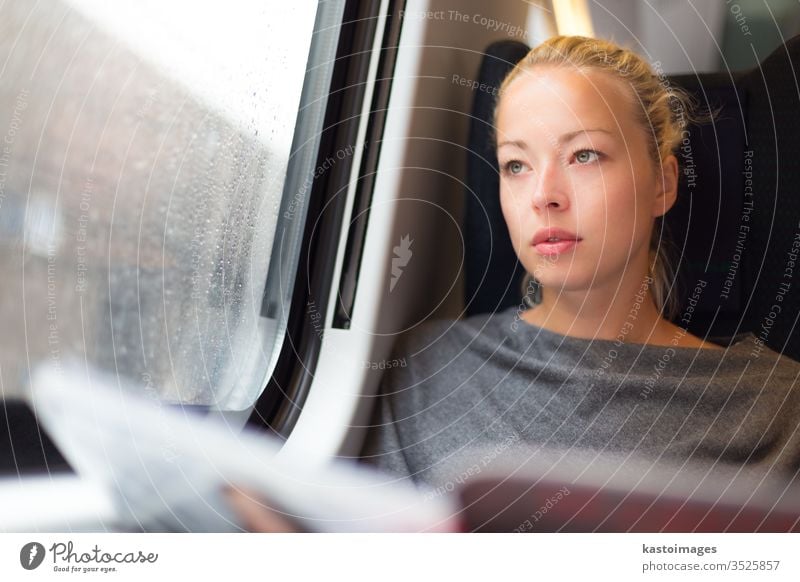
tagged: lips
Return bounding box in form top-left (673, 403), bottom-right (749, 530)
top-left (531, 227), bottom-right (582, 256)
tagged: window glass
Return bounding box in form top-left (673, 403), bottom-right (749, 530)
top-left (0, 0), bottom-right (320, 409)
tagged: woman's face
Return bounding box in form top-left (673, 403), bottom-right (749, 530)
top-left (495, 66), bottom-right (677, 295)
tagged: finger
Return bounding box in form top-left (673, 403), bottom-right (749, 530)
top-left (223, 486), bottom-right (300, 533)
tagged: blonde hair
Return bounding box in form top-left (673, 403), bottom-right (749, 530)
top-left (494, 35), bottom-right (712, 321)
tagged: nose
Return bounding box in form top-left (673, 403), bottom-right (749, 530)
top-left (531, 160), bottom-right (570, 212)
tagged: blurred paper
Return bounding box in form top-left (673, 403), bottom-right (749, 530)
top-left (31, 365), bottom-right (459, 532)
top-left (0, 475), bottom-right (115, 532)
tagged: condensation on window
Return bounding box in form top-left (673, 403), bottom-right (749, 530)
top-left (0, 0), bottom-right (318, 409)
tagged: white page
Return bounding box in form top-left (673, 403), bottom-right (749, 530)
top-left (30, 365), bottom-right (459, 533)
top-left (0, 475), bottom-right (115, 532)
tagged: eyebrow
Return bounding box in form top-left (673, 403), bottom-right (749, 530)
top-left (497, 128), bottom-right (612, 149)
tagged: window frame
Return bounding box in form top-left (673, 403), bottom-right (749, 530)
top-left (247, 0), bottom-right (406, 437)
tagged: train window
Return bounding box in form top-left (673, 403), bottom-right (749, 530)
top-left (0, 0), bottom-right (337, 410)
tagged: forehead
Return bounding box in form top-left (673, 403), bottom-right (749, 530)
top-left (496, 66), bottom-right (637, 139)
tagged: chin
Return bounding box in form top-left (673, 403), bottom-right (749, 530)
top-left (531, 271), bottom-right (596, 292)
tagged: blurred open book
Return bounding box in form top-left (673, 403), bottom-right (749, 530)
top-left (30, 365), bottom-right (800, 533)
top-left (30, 365), bottom-right (459, 532)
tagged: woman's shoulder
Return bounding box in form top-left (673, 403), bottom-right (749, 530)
top-left (379, 308), bottom-right (517, 406)
top-left (723, 331), bottom-right (800, 379)
top-left (393, 308), bottom-right (514, 360)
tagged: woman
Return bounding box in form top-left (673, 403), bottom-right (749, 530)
top-left (358, 35), bottom-right (800, 487)
top-left (230, 36), bottom-right (800, 530)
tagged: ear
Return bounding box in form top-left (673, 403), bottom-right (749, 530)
top-left (652, 154), bottom-right (678, 218)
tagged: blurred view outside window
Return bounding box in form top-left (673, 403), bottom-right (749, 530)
top-left (0, 0), bottom-right (319, 409)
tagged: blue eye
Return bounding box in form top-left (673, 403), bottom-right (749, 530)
top-left (574, 149), bottom-right (600, 164)
top-left (503, 160), bottom-right (524, 175)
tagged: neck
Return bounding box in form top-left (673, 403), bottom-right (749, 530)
top-left (522, 270), bottom-right (668, 345)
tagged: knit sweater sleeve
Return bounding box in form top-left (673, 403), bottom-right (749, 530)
top-left (358, 338), bottom-right (416, 482)
top-left (358, 371), bottom-right (418, 482)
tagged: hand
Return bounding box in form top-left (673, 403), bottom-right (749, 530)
top-left (223, 485), bottom-right (303, 532)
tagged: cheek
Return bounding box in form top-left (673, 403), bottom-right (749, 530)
top-left (594, 181), bottom-right (653, 249)
top-left (590, 174), bottom-right (640, 221)
top-left (498, 185), bottom-right (532, 255)
top-left (499, 186), bottom-right (525, 246)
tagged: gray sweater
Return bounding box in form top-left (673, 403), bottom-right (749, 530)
top-left (359, 306), bottom-right (800, 489)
